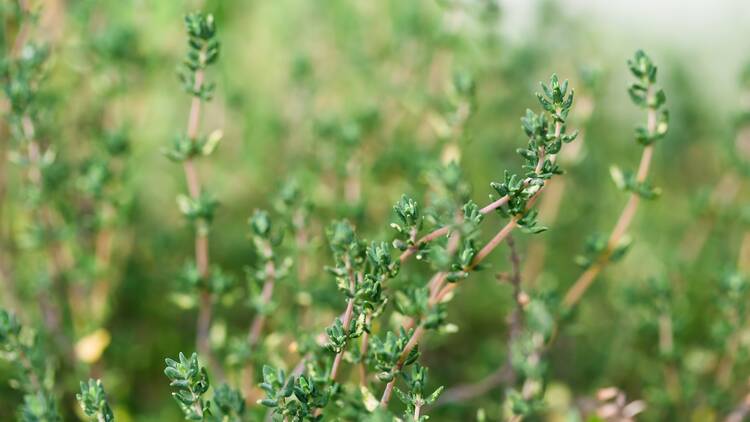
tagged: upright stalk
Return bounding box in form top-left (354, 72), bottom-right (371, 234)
top-left (563, 51), bottom-right (669, 309)
top-left (330, 256), bottom-right (357, 381)
top-left (5, 1), bottom-right (72, 362)
top-left (184, 69), bottom-right (214, 365)
top-left (564, 79), bottom-right (663, 308)
top-left (168, 12), bottom-right (222, 374)
top-left (381, 113), bottom-right (567, 407)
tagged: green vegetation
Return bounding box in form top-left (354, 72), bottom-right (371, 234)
top-left (0, 1), bottom-right (749, 421)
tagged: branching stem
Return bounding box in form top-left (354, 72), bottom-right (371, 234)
top-left (563, 87), bottom-right (657, 309)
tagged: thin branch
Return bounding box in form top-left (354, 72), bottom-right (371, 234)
top-left (379, 325), bottom-right (425, 406)
top-left (330, 256), bottom-right (358, 381)
top-left (358, 314), bottom-right (371, 385)
top-left (399, 166), bottom-right (552, 264)
top-left (725, 393), bottom-right (750, 422)
top-left (248, 260), bottom-right (278, 347)
top-left (470, 218), bottom-right (519, 269)
top-left (505, 235), bottom-right (524, 367)
top-left (433, 236), bottom-right (524, 407)
top-left (381, 140), bottom-right (558, 408)
top-left (241, 244), bottom-right (280, 402)
top-left (180, 64), bottom-right (221, 378)
top-left (433, 365), bottom-right (514, 407)
top-left (8, 9), bottom-right (73, 362)
top-left (563, 90), bottom-right (658, 309)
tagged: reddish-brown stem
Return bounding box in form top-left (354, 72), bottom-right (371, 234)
top-left (431, 282), bottom-right (455, 305)
top-left (399, 196), bottom-right (516, 263)
top-left (563, 105), bottom-right (656, 308)
top-left (381, 270), bottom-right (482, 407)
top-left (523, 109), bottom-right (588, 284)
top-left (534, 147), bottom-right (546, 175)
top-left (248, 260), bottom-right (277, 346)
top-left (195, 289), bottom-right (212, 353)
top-left (183, 159), bottom-right (202, 200)
top-left (479, 196), bottom-right (510, 215)
top-left (433, 365), bottom-right (514, 406)
top-left (380, 381), bottom-right (396, 408)
top-left (380, 325), bottom-right (425, 406)
top-left (180, 65), bottom-right (217, 372)
top-left (329, 349), bottom-right (345, 383)
top-left (726, 394), bottom-right (750, 422)
top-left (427, 272), bottom-right (447, 303)
top-left (243, 259), bottom-right (277, 402)
top-left (470, 218), bottom-right (519, 269)
top-left (358, 315), bottom-right (371, 385)
top-left (399, 226), bottom-right (450, 262)
top-left (563, 90), bottom-right (658, 309)
top-left (504, 235), bottom-right (524, 353)
top-left (187, 70), bottom-right (205, 142)
top-left (434, 238), bottom-right (522, 408)
top-left (381, 132), bottom-right (561, 408)
top-left (399, 117), bottom-right (560, 265)
top-left (330, 256), bottom-right (358, 382)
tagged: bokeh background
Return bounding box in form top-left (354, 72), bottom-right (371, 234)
top-left (1, 0), bottom-right (750, 420)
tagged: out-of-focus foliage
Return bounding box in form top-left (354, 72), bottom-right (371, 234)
top-left (0, 0), bottom-right (748, 421)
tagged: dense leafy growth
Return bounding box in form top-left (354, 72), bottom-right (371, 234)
top-left (0, 1), bottom-right (748, 422)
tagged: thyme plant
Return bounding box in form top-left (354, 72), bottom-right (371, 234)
top-left (2, 2), bottom-right (749, 422)
top-left (165, 11), bottom-right (223, 370)
top-left (564, 50), bottom-right (669, 308)
top-left (76, 379), bottom-right (114, 422)
top-left (249, 71), bottom-right (578, 421)
top-left (0, 309), bottom-right (60, 420)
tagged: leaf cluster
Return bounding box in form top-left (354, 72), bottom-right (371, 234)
top-left (179, 12), bottom-right (220, 99)
top-left (259, 365), bottom-right (331, 421)
top-left (76, 379), bottom-right (114, 422)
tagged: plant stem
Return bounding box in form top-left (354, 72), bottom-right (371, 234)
top-left (563, 90), bottom-right (657, 309)
top-left (243, 256), bottom-right (277, 401)
top-left (379, 326), bottom-right (424, 406)
top-left (504, 235), bottom-right (523, 381)
top-left (399, 164), bottom-right (550, 264)
top-left (190, 388), bottom-right (204, 418)
top-left (469, 218), bottom-right (519, 269)
top-left (358, 314), bottom-right (371, 385)
top-left (330, 256), bottom-right (358, 381)
top-left (11, 19), bottom-right (72, 362)
top-left (725, 394), bottom-right (750, 422)
top-left (433, 364), bottom-right (514, 407)
top-left (381, 138), bottom-right (559, 409)
top-left (181, 65), bottom-right (219, 376)
top-left (399, 116), bottom-right (561, 265)
top-left (248, 260), bottom-right (278, 346)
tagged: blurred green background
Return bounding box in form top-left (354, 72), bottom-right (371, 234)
top-left (2, 0), bottom-right (750, 420)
